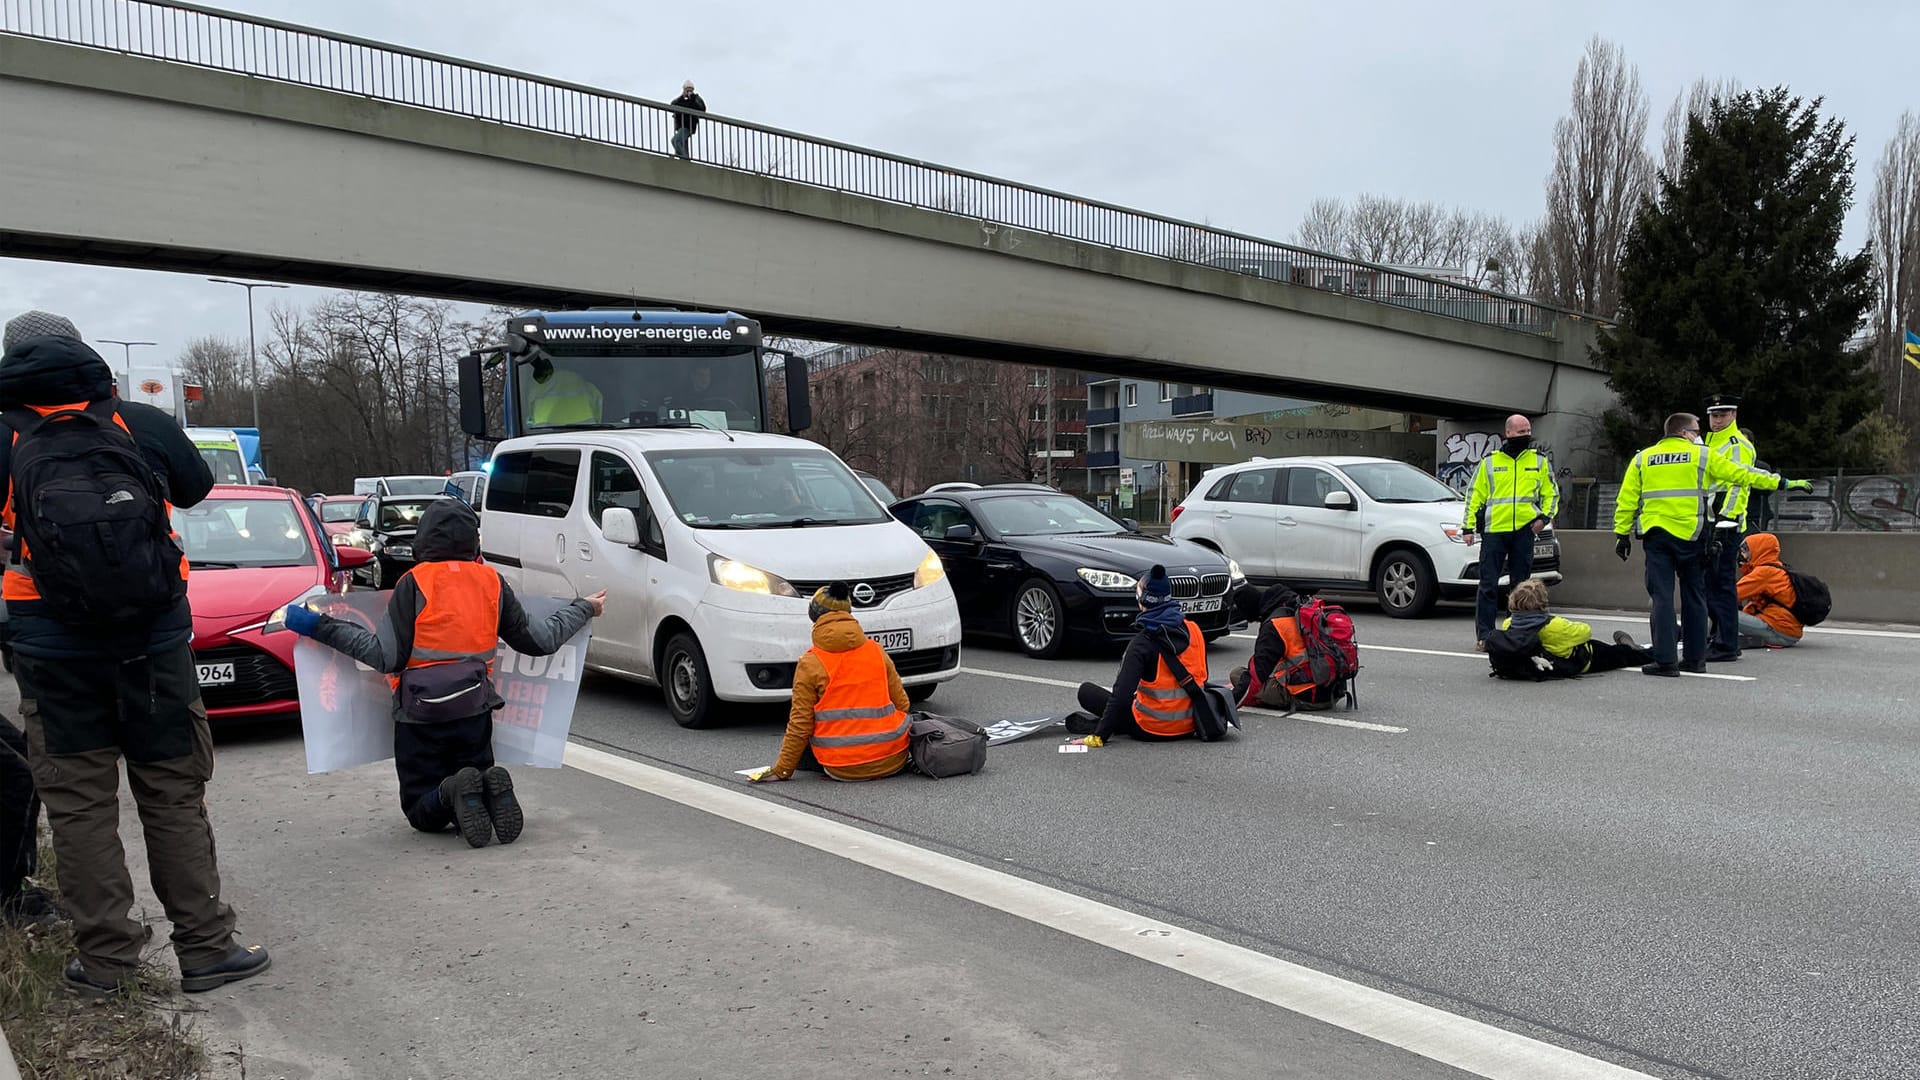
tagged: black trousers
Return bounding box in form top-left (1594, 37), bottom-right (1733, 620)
top-left (1570, 640), bottom-right (1654, 674)
top-left (395, 713), bottom-right (495, 833)
top-left (1, 716), bottom-right (38, 903)
top-left (1075, 683), bottom-right (1185, 742)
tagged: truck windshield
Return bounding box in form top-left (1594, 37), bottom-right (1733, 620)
top-left (516, 349), bottom-right (763, 433)
top-left (644, 448), bottom-right (889, 528)
top-left (197, 446), bottom-right (249, 485)
top-left (381, 477), bottom-right (449, 497)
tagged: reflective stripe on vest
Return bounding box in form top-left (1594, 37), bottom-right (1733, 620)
top-left (1705, 428), bottom-right (1757, 525)
top-left (1629, 443), bottom-right (1711, 541)
top-left (1472, 451), bottom-right (1551, 532)
top-left (2, 400), bottom-right (187, 602)
top-left (388, 561), bottom-right (503, 690)
top-left (1131, 620), bottom-right (1206, 737)
top-left (808, 640), bottom-right (909, 767)
top-left (1266, 615), bottom-right (1318, 695)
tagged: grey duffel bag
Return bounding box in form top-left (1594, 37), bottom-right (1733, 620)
top-left (907, 712), bottom-right (988, 778)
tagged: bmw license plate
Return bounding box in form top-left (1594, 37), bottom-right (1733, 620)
top-left (1533, 543), bottom-right (1556, 560)
top-left (1179, 597), bottom-right (1223, 614)
top-left (196, 662), bottom-right (236, 686)
top-left (867, 629), bottom-right (913, 653)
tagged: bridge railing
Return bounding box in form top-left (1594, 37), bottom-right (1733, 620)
top-left (2, 0), bottom-right (1578, 337)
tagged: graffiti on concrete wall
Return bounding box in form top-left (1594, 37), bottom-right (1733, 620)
top-left (1438, 431), bottom-right (1500, 493)
top-left (1587, 474), bottom-right (1920, 532)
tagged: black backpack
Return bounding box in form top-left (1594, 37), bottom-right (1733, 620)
top-left (1486, 625), bottom-right (1575, 681)
top-left (1782, 567), bottom-right (1831, 627)
top-left (2, 401), bottom-right (185, 626)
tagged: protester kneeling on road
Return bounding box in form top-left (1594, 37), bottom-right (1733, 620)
top-left (285, 499), bottom-right (602, 847)
top-left (1736, 533), bottom-right (1802, 649)
top-left (1499, 580), bottom-right (1654, 676)
top-left (753, 582), bottom-right (912, 782)
top-left (1229, 583), bottom-right (1303, 707)
top-left (1066, 565), bottom-right (1206, 747)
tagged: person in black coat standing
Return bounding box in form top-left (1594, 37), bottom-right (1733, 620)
top-left (671, 80), bottom-right (706, 160)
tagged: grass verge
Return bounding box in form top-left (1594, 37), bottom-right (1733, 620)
top-left (1, 839), bottom-right (207, 1080)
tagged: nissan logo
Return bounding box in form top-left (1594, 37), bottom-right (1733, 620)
top-left (852, 582), bottom-right (876, 605)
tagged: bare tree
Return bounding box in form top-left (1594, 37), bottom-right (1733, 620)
top-left (1868, 109), bottom-right (1920, 433)
top-left (175, 336), bottom-right (249, 425)
top-left (1291, 198), bottom-right (1346, 252)
top-left (1660, 76), bottom-right (1742, 180)
top-left (1290, 194), bottom-right (1522, 289)
top-left (1537, 36), bottom-right (1653, 316)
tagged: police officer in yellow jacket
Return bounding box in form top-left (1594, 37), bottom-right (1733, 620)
top-left (1614, 412), bottom-right (1811, 676)
top-left (1702, 393), bottom-right (1758, 662)
top-left (1461, 414), bottom-right (1558, 649)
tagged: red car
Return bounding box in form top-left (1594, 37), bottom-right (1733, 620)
top-left (174, 486), bottom-right (374, 722)
top-left (311, 494), bottom-right (367, 543)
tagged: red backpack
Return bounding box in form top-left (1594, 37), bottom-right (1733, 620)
top-left (1284, 598), bottom-right (1359, 710)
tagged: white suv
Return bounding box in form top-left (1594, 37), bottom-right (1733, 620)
top-left (1169, 456), bottom-right (1561, 617)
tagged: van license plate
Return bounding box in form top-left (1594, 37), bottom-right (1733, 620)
top-left (867, 629), bottom-right (913, 653)
top-left (1179, 597), bottom-right (1223, 614)
top-left (1533, 544), bottom-right (1555, 560)
top-left (196, 662), bottom-right (236, 686)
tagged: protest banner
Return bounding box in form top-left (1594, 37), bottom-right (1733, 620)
top-left (295, 592), bottom-right (592, 774)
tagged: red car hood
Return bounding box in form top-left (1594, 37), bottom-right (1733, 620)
top-left (189, 565), bottom-right (326, 621)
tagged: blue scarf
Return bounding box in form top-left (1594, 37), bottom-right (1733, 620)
top-left (1135, 597), bottom-right (1185, 632)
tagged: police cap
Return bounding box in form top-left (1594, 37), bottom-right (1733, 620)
top-left (1704, 392), bottom-right (1742, 413)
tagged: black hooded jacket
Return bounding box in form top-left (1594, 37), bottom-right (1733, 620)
top-left (1248, 584), bottom-right (1302, 681)
top-left (308, 499), bottom-right (594, 716)
top-left (0, 335), bottom-right (214, 658)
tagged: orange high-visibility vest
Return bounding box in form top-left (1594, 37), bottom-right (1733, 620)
top-left (388, 561), bottom-right (502, 690)
top-left (1132, 619), bottom-right (1206, 737)
top-left (807, 640), bottom-right (910, 769)
top-left (1265, 615), bottom-right (1319, 698)
top-left (3, 400), bottom-right (188, 602)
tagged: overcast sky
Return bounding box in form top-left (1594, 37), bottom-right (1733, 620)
top-left (2, 0), bottom-right (1911, 374)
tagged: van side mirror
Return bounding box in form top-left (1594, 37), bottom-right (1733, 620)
top-left (782, 354), bottom-right (812, 434)
top-left (1120, 517), bottom-right (1140, 533)
top-left (943, 523), bottom-right (977, 541)
top-left (601, 507), bottom-right (642, 547)
top-left (1324, 491), bottom-right (1355, 510)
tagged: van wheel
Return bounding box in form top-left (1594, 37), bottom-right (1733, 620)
top-left (662, 632), bottom-right (717, 729)
top-left (1011, 580), bottom-right (1066, 659)
top-left (907, 683), bottom-right (938, 705)
top-left (1376, 550), bottom-right (1436, 618)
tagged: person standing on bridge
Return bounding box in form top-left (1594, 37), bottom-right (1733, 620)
top-left (671, 80), bottom-right (706, 160)
top-left (1, 310), bottom-right (270, 995)
top-left (1613, 412), bottom-right (1810, 676)
top-left (1460, 414), bottom-right (1558, 651)
top-left (1702, 394), bottom-right (1759, 662)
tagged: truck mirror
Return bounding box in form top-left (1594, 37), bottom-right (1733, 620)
top-left (459, 351), bottom-right (491, 439)
top-left (783, 354), bottom-right (812, 434)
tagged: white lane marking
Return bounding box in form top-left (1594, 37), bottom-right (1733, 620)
top-left (958, 667), bottom-right (1403, 733)
top-left (1563, 611), bottom-right (1920, 641)
top-left (1229, 636), bottom-right (1757, 682)
top-left (565, 743), bottom-right (1658, 1080)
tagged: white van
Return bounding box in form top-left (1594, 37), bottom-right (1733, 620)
top-left (478, 429), bottom-right (964, 728)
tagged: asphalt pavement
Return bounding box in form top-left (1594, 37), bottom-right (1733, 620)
top-left (5, 601), bottom-right (1915, 1078)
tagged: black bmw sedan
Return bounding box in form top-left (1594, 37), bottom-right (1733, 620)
top-left (890, 485), bottom-right (1252, 658)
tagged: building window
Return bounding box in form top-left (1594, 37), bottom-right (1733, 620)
top-left (1125, 384), bottom-right (1139, 408)
top-left (1028, 369), bottom-right (1049, 388)
top-left (1159, 383), bottom-right (1172, 402)
top-left (1029, 403), bottom-right (1048, 422)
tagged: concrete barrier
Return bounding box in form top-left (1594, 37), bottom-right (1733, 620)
top-left (1552, 531), bottom-right (1920, 626)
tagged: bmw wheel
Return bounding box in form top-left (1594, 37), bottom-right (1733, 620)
top-left (662, 632), bottom-right (717, 729)
top-left (1376, 550), bottom-right (1437, 618)
top-left (1011, 580), bottom-right (1067, 659)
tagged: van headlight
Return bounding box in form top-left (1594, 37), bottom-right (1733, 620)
top-left (1077, 568), bottom-right (1137, 591)
top-left (709, 556), bottom-right (798, 597)
top-left (1228, 558), bottom-right (1245, 581)
top-left (914, 549), bottom-right (946, 588)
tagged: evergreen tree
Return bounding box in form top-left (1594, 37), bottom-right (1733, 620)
top-left (1597, 88), bottom-right (1880, 469)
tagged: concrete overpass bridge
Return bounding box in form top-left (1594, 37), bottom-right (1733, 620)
top-left (0, 0), bottom-right (1616, 466)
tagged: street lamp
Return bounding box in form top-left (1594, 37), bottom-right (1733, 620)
top-left (207, 278), bottom-right (290, 431)
top-left (96, 339), bottom-right (156, 392)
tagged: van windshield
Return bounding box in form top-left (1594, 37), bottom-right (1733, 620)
top-left (197, 446), bottom-right (249, 485)
top-left (644, 448), bottom-right (890, 528)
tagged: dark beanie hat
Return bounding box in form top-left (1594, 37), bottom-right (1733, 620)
top-left (1140, 564), bottom-right (1172, 602)
top-left (808, 581), bottom-right (852, 622)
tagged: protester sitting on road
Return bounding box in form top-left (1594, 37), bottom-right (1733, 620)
top-left (752, 582), bottom-right (912, 782)
top-left (286, 499), bottom-right (603, 847)
top-left (1501, 580), bottom-right (1655, 675)
top-left (1228, 583), bottom-right (1302, 707)
top-left (1066, 565), bottom-right (1206, 747)
top-left (1736, 533), bottom-right (1802, 649)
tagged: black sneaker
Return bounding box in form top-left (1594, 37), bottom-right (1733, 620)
top-left (1064, 711), bottom-right (1099, 735)
top-left (1680, 660), bottom-right (1708, 674)
top-left (442, 767), bottom-right (492, 848)
top-left (1612, 630), bottom-right (1640, 649)
top-left (64, 959), bottom-right (133, 998)
top-left (180, 944), bottom-right (272, 993)
top-left (1641, 663), bottom-right (1680, 678)
top-left (2, 885), bottom-right (66, 929)
top-left (1705, 650), bottom-right (1741, 663)
top-left (482, 766), bottom-right (523, 845)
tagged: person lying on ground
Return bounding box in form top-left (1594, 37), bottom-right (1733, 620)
top-left (1501, 579), bottom-right (1654, 675)
top-left (1736, 532), bottom-right (1801, 649)
top-left (752, 582), bottom-right (911, 782)
top-left (1066, 565), bottom-right (1206, 747)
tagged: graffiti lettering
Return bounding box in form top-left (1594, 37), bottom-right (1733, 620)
top-left (1589, 474), bottom-right (1920, 533)
top-left (1438, 430), bottom-right (1499, 494)
top-left (1243, 427), bottom-right (1273, 446)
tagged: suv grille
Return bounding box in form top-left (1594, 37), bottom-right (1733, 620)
top-left (195, 643), bottom-right (296, 711)
top-left (789, 573), bottom-right (915, 609)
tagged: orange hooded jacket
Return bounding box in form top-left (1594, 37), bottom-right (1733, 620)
top-left (1737, 533), bottom-right (1802, 639)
